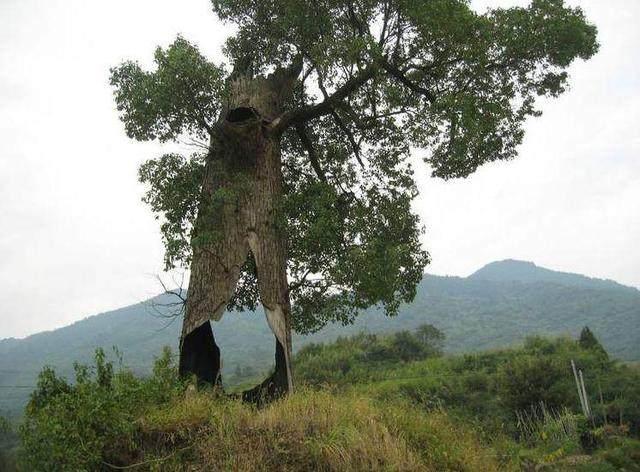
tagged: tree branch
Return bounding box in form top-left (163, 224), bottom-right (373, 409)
top-left (295, 123), bottom-right (327, 183)
top-left (287, 268), bottom-right (313, 294)
top-left (315, 74), bottom-right (365, 167)
top-left (346, 2), bottom-right (366, 37)
top-left (379, 1), bottom-right (391, 47)
top-left (271, 65), bottom-right (378, 134)
top-left (329, 110), bottom-right (365, 168)
top-left (379, 59), bottom-right (436, 103)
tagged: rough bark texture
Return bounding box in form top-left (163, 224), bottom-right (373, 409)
top-left (179, 69), bottom-right (296, 400)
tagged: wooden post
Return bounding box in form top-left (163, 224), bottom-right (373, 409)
top-left (579, 370), bottom-right (591, 418)
top-left (571, 360), bottom-right (587, 416)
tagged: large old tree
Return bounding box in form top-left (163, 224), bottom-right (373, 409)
top-left (111, 0), bottom-right (597, 400)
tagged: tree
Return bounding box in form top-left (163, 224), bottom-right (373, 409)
top-left (110, 0), bottom-right (598, 399)
top-left (579, 326), bottom-right (608, 359)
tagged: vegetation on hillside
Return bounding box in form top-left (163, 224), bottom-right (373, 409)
top-left (297, 330), bottom-right (639, 424)
top-left (293, 324), bottom-right (444, 385)
top-left (2, 261), bottom-right (638, 418)
top-left (15, 344), bottom-right (502, 471)
top-left (0, 415), bottom-right (15, 471)
top-left (5, 326), bottom-right (639, 470)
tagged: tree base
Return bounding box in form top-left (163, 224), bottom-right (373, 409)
top-left (241, 339), bottom-right (290, 405)
top-left (179, 324), bottom-right (290, 405)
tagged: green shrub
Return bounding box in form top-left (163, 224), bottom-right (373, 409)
top-left (295, 324), bottom-right (444, 385)
top-left (497, 354), bottom-right (569, 411)
top-left (596, 437), bottom-right (640, 470)
top-left (19, 346), bottom-right (184, 471)
top-left (352, 333), bottom-right (640, 447)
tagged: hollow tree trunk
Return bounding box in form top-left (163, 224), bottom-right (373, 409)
top-left (179, 69), bottom-right (297, 401)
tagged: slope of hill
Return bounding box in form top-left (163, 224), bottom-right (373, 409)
top-left (1, 260), bottom-right (639, 417)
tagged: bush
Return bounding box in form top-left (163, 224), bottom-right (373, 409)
top-left (295, 324), bottom-right (444, 385)
top-left (360, 334), bottom-right (640, 446)
top-left (19, 346), bottom-right (185, 471)
top-left (497, 354), bottom-right (569, 411)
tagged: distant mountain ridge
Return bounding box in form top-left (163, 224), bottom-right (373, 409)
top-left (469, 259), bottom-right (635, 292)
top-left (1, 260), bottom-right (639, 417)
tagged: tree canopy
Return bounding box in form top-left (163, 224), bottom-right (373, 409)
top-left (110, 0), bottom-right (598, 334)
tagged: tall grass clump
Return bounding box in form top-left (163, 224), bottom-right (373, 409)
top-left (515, 402), bottom-right (579, 449)
top-left (137, 388), bottom-right (505, 471)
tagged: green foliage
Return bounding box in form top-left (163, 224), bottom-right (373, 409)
top-left (19, 347), bottom-right (185, 471)
top-left (594, 437), bottom-right (640, 471)
top-left (294, 324), bottom-right (444, 384)
top-left (214, 0), bottom-right (598, 179)
top-left (284, 160), bottom-right (429, 331)
top-left (497, 351), bottom-right (570, 412)
top-left (109, 36), bottom-right (225, 142)
top-left (579, 326), bottom-right (609, 360)
top-left (138, 153), bottom-right (205, 269)
top-left (296, 330), bottom-right (640, 468)
top-left (0, 416), bottom-right (15, 470)
top-left (302, 331), bottom-right (640, 445)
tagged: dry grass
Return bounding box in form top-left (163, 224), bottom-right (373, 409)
top-left (134, 388), bottom-right (507, 471)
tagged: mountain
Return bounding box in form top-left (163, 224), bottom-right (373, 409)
top-left (469, 259), bottom-right (633, 292)
top-left (1, 260), bottom-right (638, 418)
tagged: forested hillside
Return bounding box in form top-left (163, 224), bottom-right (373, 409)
top-left (1, 260), bottom-right (638, 418)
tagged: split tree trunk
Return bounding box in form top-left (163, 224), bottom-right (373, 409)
top-left (179, 69), bottom-right (297, 401)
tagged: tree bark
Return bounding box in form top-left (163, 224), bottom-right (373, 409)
top-left (179, 70), bottom-right (296, 400)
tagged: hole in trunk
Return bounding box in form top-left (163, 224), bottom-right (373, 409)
top-left (226, 106), bottom-right (259, 123)
top-left (179, 321), bottom-right (222, 385)
top-left (242, 338), bottom-right (289, 405)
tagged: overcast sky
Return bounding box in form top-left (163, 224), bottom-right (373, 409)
top-left (1, 0), bottom-right (638, 340)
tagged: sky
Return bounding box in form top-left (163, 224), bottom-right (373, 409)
top-left (0, 0), bottom-right (638, 339)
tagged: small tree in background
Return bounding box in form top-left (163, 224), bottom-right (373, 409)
top-left (110, 0), bottom-right (598, 399)
top-left (579, 326), bottom-right (609, 359)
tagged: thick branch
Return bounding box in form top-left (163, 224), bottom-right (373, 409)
top-left (271, 65), bottom-right (377, 134)
top-left (379, 0), bottom-right (391, 47)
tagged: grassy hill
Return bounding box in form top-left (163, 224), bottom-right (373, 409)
top-left (1, 260), bottom-right (639, 418)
